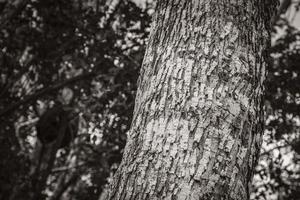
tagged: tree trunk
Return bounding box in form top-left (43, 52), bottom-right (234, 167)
top-left (105, 1), bottom-right (276, 200)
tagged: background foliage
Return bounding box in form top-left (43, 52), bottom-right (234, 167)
top-left (0, 0), bottom-right (299, 200)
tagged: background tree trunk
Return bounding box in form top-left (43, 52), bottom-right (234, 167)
top-left (105, 1), bottom-right (276, 199)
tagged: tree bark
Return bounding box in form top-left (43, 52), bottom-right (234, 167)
top-left (105, 1), bottom-right (276, 200)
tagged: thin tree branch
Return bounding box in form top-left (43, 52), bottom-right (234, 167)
top-left (0, 67), bottom-right (104, 118)
top-left (272, 0), bottom-right (292, 26)
top-left (51, 162), bottom-right (85, 173)
top-left (260, 143), bottom-right (290, 156)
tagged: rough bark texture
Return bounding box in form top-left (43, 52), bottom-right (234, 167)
top-left (105, 1), bottom-right (276, 200)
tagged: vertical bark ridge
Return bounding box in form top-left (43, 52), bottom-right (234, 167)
top-left (106, 1), bottom-right (276, 200)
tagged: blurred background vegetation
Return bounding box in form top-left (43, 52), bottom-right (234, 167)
top-left (0, 0), bottom-right (299, 200)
